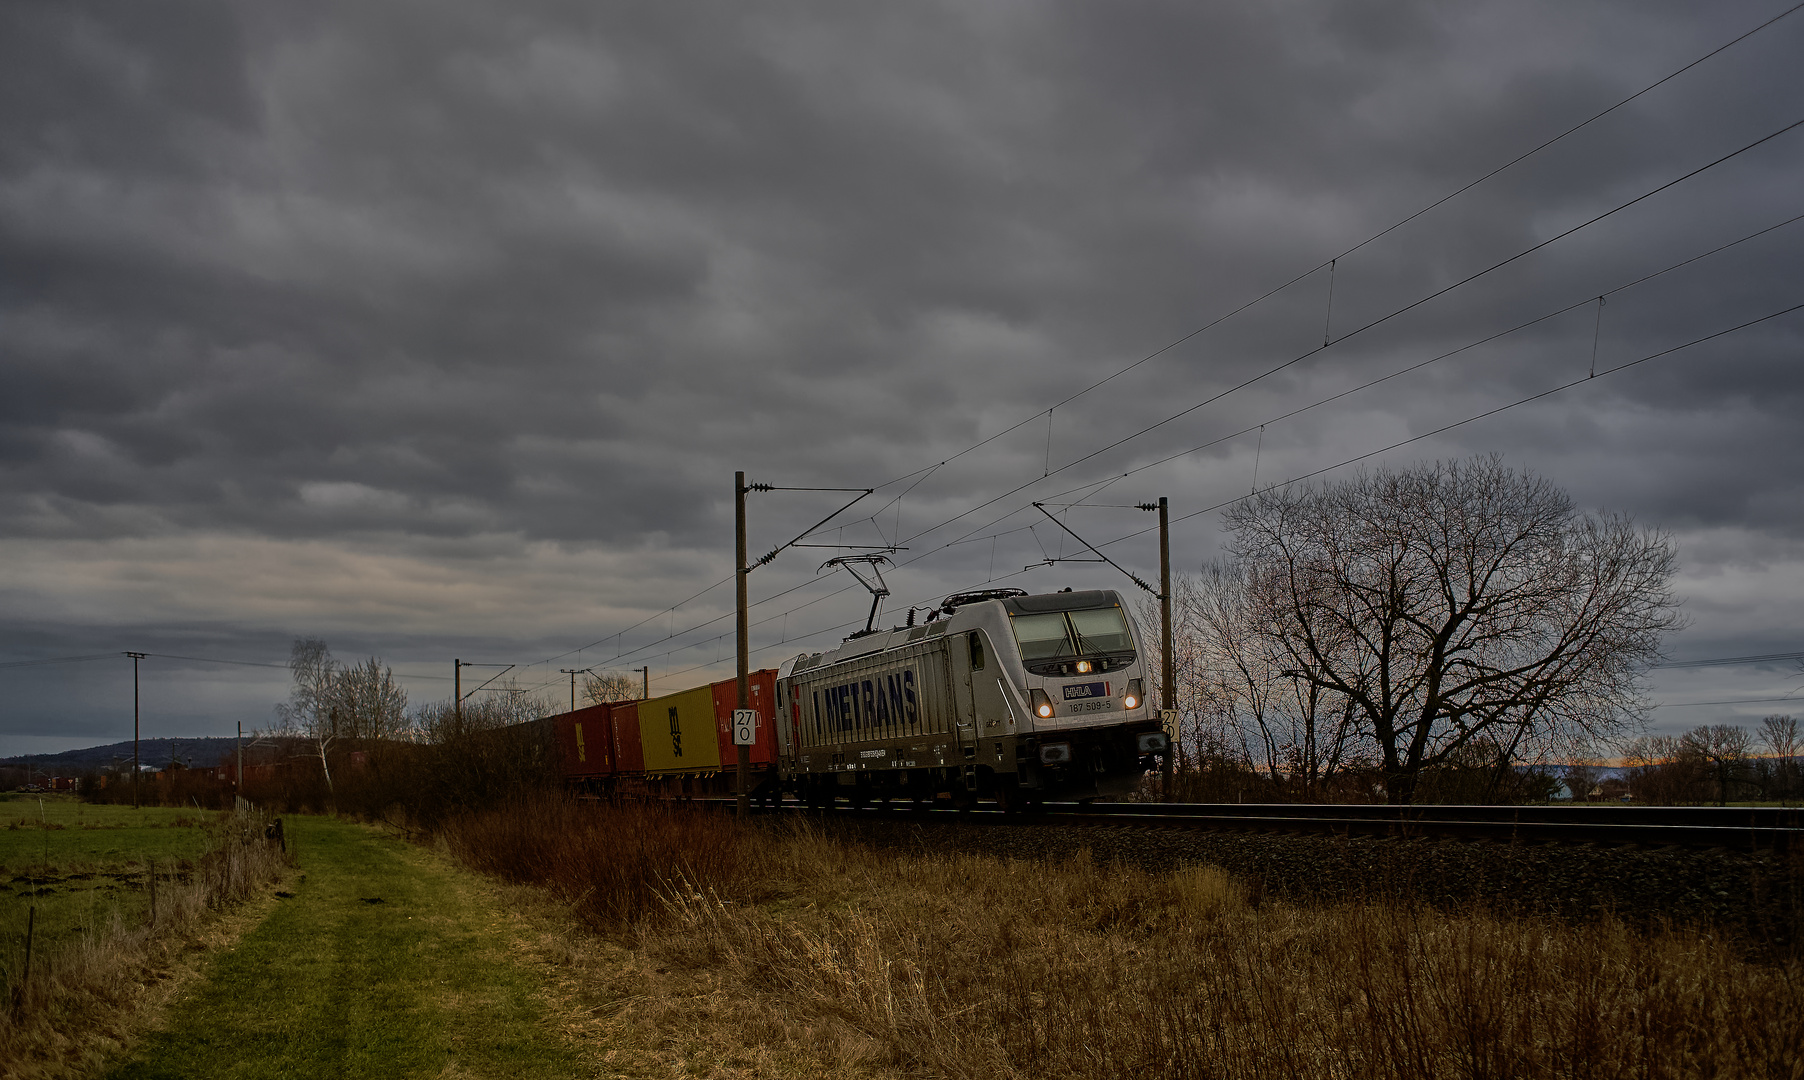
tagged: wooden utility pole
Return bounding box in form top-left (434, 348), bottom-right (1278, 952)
top-left (454, 659), bottom-right (462, 726)
top-left (560, 668), bottom-right (585, 713)
top-left (1158, 496), bottom-right (1175, 797)
top-left (735, 471), bottom-right (751, 817)
top-left (126, 652), bottom-right (146, 809)
top-left (635, 666), bottom-right (649, 700)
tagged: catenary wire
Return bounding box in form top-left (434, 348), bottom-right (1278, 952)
top-left (519, 206), bottom-right (1804, 698)
top-left (519, 4), bottom-right (1804, 677)
top-left (887, 114), bottom-right (1804, 553)
top-left (848, 1), bottom-right (1804, 529)
top-left (514, 14), bottom-right (1804, 678)
top-left (989, 209), bottom-right (1804, 523)
top-left (848, 207), bottom-right (1804, 589)
top-left (532, 286), bottom-right (1804, 697)
top-left (1097, 302), bottom-right (1804, 548)
top-left (644, 301), bottom-right (1804, 684)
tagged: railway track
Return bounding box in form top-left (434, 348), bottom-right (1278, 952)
top-left (766, 799), bottom-right (1804, 852)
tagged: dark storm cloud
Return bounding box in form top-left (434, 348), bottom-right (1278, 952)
top-left (3, 0), bottom-right (1802, 749)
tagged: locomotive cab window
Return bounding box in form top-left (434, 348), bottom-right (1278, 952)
top-left (1011, 607), bottom-right (1132, 660)
top-left (1068, 608), bottom-right (1133, 653)
top-left (969, 631), bottom-right (986, 671)
top-left (1011, 613), bottom-right (1075, 660)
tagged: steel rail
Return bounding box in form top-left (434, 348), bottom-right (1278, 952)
top-left (714, 799), bottom-right (1802, 853)
top-left (1058, 801), bottom-right (1802, 829)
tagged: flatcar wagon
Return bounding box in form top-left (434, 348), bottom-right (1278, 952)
top-left (773, 588), bottom-right (1170, 808)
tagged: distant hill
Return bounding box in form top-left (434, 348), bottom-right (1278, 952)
top-left (2, 737), bottom-right (244, 775)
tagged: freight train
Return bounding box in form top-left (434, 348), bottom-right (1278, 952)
top-left (550, 587), bottom-right (1171, 808)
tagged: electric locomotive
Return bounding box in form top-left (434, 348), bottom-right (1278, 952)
top-left (774, 588), bottom-right (1171, 807)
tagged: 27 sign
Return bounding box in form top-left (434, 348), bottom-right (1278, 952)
top-left (731, 709), bottom-right (758, 746)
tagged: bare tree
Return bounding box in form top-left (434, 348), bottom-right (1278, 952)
top-left (273, 638), bottom-right (342, 797)
top-left (1622, 734), bottom-right (1711, 804)
top-left (1177, 564), bottom-right (1359, 794)
top-left (1759, 715), bottom-right (1799, 804)
top-left (333, 656), bottom-right (409, 741)
top-left (1141, 580), bottom-right (1253, 777)
top-left (583, 671), bottom-right (640, 705)
top-left (1561, 758), bottom-right (1602, 801)
top-left (1680, 723), bottom-right (1754, 805)
top-left (1224, 455), bottom-right (1682, 804)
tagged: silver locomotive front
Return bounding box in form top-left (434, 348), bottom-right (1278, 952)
top-left (775, 587), bottom-right (1170, 806)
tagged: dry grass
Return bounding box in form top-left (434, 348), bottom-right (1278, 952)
top-left (444, 795), bottom-right (760, 929)
top-left (0, 804), bottom-right (292, 1079)
top-left (442, 796), bottom-right (1804, 1080)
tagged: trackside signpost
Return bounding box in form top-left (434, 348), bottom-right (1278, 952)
top-left (736, 471), bottom-right (875, 816)
top-left (732, 709), bottom-right (757, 747)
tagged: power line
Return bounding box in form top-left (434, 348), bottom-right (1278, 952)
top-left (512, 210), bottom-right (1804, 703)
top-left (867, 208), bottom-right (1804, 599)
top-left (521, 7), bottom-right (1804, 676)
top-left (1100, 301), bottom-right (1804, 547)
top-left (0, 653), bottom-right (120, 669)
top-left (1659, 651), bottom-right (1804, 669)
top-left (653, 300), bottom-right (1804, 677)
top-left (966, 208), bottom-right (1804, 535)
top-left (1650, 695), bottom-right (1802, 709)
top-left (887, 113), bottom-right (1804, 556)
top-left (0, 650), bottom-right (458, 682)
top-left (854, 1), bottom-right (1804, 523)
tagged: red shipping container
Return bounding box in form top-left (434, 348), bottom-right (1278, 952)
top-left (555, 703), bottom-right (615, 779)
top-left (708, 668), bottom-right (778, 767)
top-left (611, 700), bottom-right (644, 773)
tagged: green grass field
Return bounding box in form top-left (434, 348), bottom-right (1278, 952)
top-left (1, 794), bottom-right (219, 970)
top-left (104, 816), bottom-right (590, 1080)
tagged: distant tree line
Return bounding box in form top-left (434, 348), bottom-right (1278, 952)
top-left (1608, 716), bottom-right (1801, 805)
top-left (80, 638), bottom-right (593, 823)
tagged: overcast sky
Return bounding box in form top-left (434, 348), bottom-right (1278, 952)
top-left (4, 0), bottom-right (1802, 758)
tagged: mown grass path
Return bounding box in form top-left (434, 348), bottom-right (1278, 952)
top-left (105, 816), bottom-right (593, 1080)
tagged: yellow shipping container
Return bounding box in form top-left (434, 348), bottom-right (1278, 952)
top-left (638, 683), bottom-right (722, 774)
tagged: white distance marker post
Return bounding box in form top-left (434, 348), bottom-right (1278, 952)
top-left (732, 709), bottom-right (758, 747)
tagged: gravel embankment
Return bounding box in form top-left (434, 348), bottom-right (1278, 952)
top-left (824, 816), bottom-right (1803, 946)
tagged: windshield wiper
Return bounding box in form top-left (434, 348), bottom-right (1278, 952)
top-left (1068, 619), bottom-right (1096, 657)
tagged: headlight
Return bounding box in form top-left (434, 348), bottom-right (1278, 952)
top-left (1075, 659), bottom-right (1092, 674)
top-left (1031, 688), bottom-right (1054, 718)
top-left (1124, 678), bottom-right (1144, 710)
top-left (1137, 731), bottom-right (1170, 755)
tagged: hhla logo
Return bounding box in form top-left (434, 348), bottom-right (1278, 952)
top-left (668, 706), bottom-right (682, 757)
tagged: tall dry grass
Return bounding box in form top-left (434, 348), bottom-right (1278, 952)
top-left (443, 798), bottom-right (1804, 1079)
top-left (443, 794), bottom-right (761, 928)
top-left (0, 804), bottom-right (292, 1078)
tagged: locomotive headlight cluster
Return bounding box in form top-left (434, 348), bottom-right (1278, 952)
top-left (1074, 659), bottom-right (1093, 674)
top-left (1123, 678), bottom-right (1145, 710)
top-left (1031, 688), bottom-right (1055, 718)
